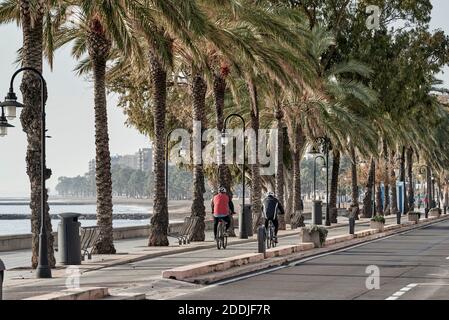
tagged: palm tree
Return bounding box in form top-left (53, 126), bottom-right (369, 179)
top-left (362, 158), bottom-right (375, 218)
top-left (349, 145), bottom-right (359, 218)
top-left (274, 98), bottom-right (285, 229)
top-left (54, 0), bottom-right (153, 253)
top-left (190, 70), bottom-right (207, 241)
top-left (382, 140), bottom-right (390, 215)
top-left (0, 0), bottom-right (58, 268)
top-left (329, 149), bottom-right (340, 223)
top-left (406, 147), bottom-right (414, 211)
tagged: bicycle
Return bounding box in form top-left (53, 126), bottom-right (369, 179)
top-left (216, 218), bottom-right (228, 250)
top-left (266, 219), bottom-right (277, 249)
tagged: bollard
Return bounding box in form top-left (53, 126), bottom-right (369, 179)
top-left (349, 217), bottom-right (355, 235)
top-left (0, 258), bottom-right (5, 300)
top-left (244, 204), bottom-right (253, 237)
top-left (312, 200), bottom-right (323, 225)
top-left (425, 207), bottom-right (429, 219)
top-left (239, 204), bottom-right (253, 239)
top-left (396, 210), bottom-right (401, 225)
top-left (238, 204), bottom-right (248, 239)
top-left (257, 225), bottom-right (266, 254)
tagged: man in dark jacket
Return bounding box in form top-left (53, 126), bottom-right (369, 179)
top-left (262, 191), bottom-right (285, 242)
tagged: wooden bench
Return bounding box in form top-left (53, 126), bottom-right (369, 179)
top-left (80, 226), bottom-right (101, 260)
top-left (168, 217), bottom-right (200, 245)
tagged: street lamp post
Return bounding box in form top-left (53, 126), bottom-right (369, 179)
top-left (0, 67), bottom-right (51, 278)
top-left (222, 114), bottom-right (246, 239)
top-left (310, 137), bottom-right (331, 226)
top-left (312, 155), bottom-right (326, 200)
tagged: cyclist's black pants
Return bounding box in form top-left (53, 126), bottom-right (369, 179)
top-left (265, 218), bottom-right (279, 236)
top-left (214, 216), bottom-right (231, 238)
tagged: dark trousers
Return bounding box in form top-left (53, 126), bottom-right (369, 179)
top-left (265, 218), bottom-right (279, 236)
top-left (214, 216), bottom-right (231, 238)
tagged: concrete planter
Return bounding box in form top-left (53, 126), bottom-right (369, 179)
top-left (429, 208), bottom-right (441, 218)
top-left (408, 212), bottom-right (420, 223)
top-left (300, 228), bottom-right (322, 248)
top-left (370, 221), bottom-right (384, 232)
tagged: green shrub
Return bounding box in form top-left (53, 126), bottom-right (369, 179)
top-left (305, 225), bottom-right (328, 245)
top-left (371, 215), bottom-right (385, 224)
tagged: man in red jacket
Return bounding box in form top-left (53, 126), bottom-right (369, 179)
top-left (211, 186), bottom-right (235, 239)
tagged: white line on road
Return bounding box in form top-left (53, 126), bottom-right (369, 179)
top-left (385, 283), bottom-right (418, 300)
top-left (288, 223), bottom-right (435, 268)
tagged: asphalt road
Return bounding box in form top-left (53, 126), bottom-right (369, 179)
top-left (178, 219), bottom-right (449, 300)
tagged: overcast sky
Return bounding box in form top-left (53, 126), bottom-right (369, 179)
top-left (0, 1), bottom-right (448, 197)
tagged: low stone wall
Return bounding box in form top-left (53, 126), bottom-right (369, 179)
top-left (0, 218), bottom-right (219, 252)
top-left (0, 233), bottom-right (36, 252)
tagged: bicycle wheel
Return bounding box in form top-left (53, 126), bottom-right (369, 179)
top-left (271, 224), bottom-right (277, 247)
top-left (266, 224), bottom-right (272, 249)
top-left (222, 228), bottom-right (228, 249)
top-left (216, 222), bottom-right (223, 250)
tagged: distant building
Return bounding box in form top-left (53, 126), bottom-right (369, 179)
top-left (138, 148), bottom-right (153, 172)
top-left (90, 147), bottom-right (153, 173)
top-left (88, 159), bottom-right (95, 176)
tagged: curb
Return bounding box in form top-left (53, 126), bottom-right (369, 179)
top-left (174, 214), bottom-right (449, 284)
top-left (76, 217), bottom-right (387, 273)
top-left (23, 287), bottom-right (109, 300)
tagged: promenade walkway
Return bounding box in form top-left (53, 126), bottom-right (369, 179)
top-left (1, 214), bottom-right (416, 300)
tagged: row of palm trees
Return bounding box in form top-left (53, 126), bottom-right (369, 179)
top-left (1, 0), bottom-right (448, 267)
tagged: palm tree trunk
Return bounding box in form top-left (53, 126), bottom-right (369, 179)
top-left (376, 178), bottom-right (383, 214)
top-left (390, 151), bottom-right (398, 215)
top-left (274, 102), bottom-right (285, 230)
top-left (291, 122), bottom-right (305, 227)
top-left (284, 166), bottom-right (293, 222)
top-left (247, 79), bottom-right (262, 233)
top-left (350, 146), bottom-right (359, 219)
top-left (406, 147), bottom-right (414, 212)
top-left (383, 141), bottom-right (390, 215)
top-left (427, 165), bottom-right (433, 209)
top-left (87, 21), bottom-right (116, 254)
top-left (400, 146), bottom-right (408, 213)
top-left (19, 0), bottom-right (55, 268)
top-left (362, 158), bottom-right (375, 218)
top-left (148, 52), bottom-right (169, 246)
top-left (213, 72), bottom-right (236, 237)
top-left (190, 72), bottom-right (206, 241)
top-left (329, 149), bottom-right (340, 223)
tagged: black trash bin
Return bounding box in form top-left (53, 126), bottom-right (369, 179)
top-left (58, 212), bottom-right (82, 265)
top-left (239, 204), bottom-right (253, 239)
top-left (312, 200), bottom-right (323, 225)
top-left (0, 258), bottom-right (5, 300)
